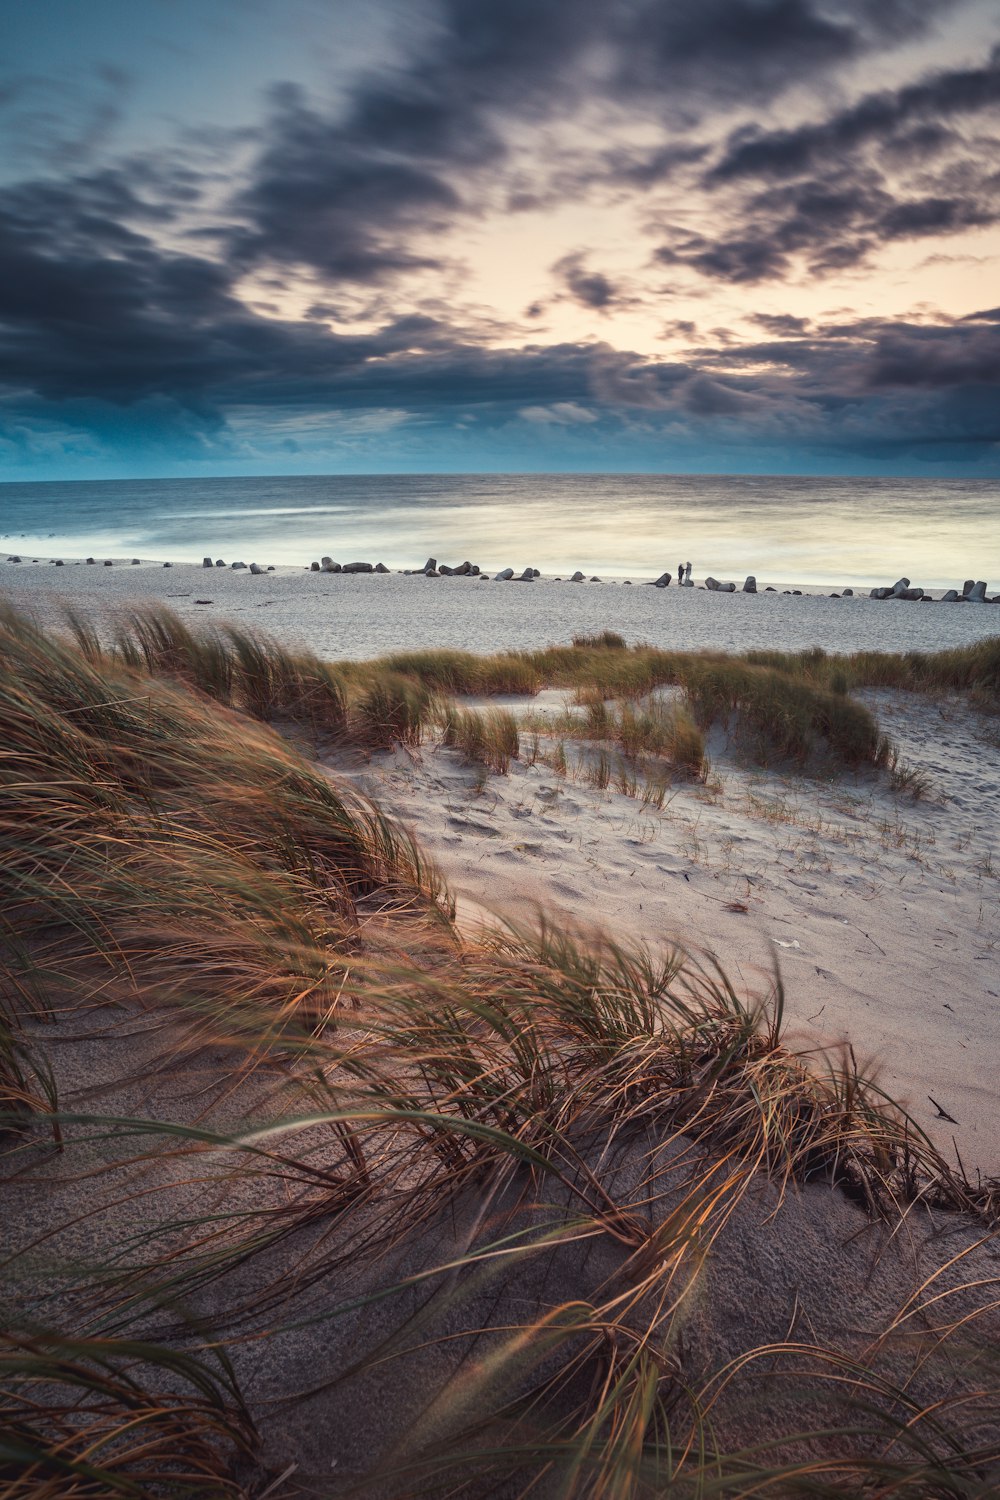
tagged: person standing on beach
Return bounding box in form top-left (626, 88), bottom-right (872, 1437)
top-left (677, 561), bottom-right (684, 585)
top-left (685, 562), bottom-right (692, 582)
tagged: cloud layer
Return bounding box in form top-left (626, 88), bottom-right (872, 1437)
top-left (1, 0), bottom-right (998, 474)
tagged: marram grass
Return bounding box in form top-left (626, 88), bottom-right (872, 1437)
top-left (1, 606), bottom-right (999, 1498)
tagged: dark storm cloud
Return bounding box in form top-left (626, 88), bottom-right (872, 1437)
top-left (710, 44), bottom-right (1000, 185)
top-left (655, 156), bottom-right (1000, 285)
top-left (614, 0), bottom-right (948, 102)
top-left (0, 171), bottom-right (647, 416)
top-left (229, 0), bottom-right (613, 280)
top-left (862, 317), bottom-right (1000, 388)
top-left (228, 0), bottom-right (959, 282)
top-left (641, 43), bottom-right (1000, 286)
top-left (552, 253), bottom-right (619, 310)
top-left (3, 172), bottom-right (998, 462)
top-left (694, 312), bottom-right (1000, 395)
top-left (654, 187), bottom-right (1000, 285)
top-left (231, 86), bottom-right (463, 282)
top-left (751, 313), bottom-right (812, 336)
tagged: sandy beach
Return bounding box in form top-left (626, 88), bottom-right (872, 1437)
top-left (2, 556), bottom-right (999, 659)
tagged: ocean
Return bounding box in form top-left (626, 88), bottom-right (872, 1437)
top-left (1, 473), bottom-right (997, 590)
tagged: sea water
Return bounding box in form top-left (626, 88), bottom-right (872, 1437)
top-left (1, 473), bottom-right (997, 590)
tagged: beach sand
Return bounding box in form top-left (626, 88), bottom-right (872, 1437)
top-left (2, 556), bottom-right (999, 659)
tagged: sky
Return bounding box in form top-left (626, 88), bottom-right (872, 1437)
top-left (1, 0), bottom-right (999, 479)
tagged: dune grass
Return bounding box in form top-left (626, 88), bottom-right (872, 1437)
top-left (0, 1331), bottom-right (256, 1497)
top-left (578, 692), bottom-right (708, 778)
top-left (442, 703), bottom-right (520, 774)
top-left (2, 608), bottom-right (999, 1495)
top-left (69, 604), bottom-right (350, 737)
top-left (745, 636), bottom-right (1000, 702)
top-left (65, 606), bottom-right (999, 779)
top-left (0, 604), bottom-right (449, 1053)
top-left (379, 647), bottom-right (541, 695)
top-left (5, 917), bottom-right (998, 1494)
top-left (356, 634), bottom-right (1000, 775)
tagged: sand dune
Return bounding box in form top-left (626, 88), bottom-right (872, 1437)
top-left (335, 687), bottom-right (1000, 1176)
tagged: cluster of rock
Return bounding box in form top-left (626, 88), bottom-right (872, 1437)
top-left (302, 556), bottom-right (608, 582)
top-left (203, 557), bottom-right (275, 575)
top-left (705, 575), bottom-right (759, 593)
top-left (306, 557), bottom-right (391, 574)
top-left (869, 577), bottom-right (997, 603)
top-left (409, 558), bottom-right (485, 578)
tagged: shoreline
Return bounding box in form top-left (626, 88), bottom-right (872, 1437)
top-left (2, 550), bottom-right (997, 604)
top-left (2, 558), bottom-right (999, 665)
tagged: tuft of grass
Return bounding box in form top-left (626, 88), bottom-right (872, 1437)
top-left (0, 604), bottom-right (448, 1045)
top-left (588, 748), bottom-right (612, 790)
top-left (0, 1329), bottom-right (256, 1496)
top-left (442, 705), bottom-right (519, 774)
top-left (352, 670), bottom-right (434, 749)
top-left (0, 1016), bottom-right (59, 1140)
top-left (887, 757), bottom-right (933, 799)
top-left (571, 693), bottom-right (707, 780)
top-left (683, 657), bottom-right (890, 768)
top-left (571, 630), bottom-right (627, 650)
top-left (660, 700), bottom-right (707, 778)
top-left (71, 604), bottom-right (349, 737)
top-left (380, 648), bottom-right (541, 696)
